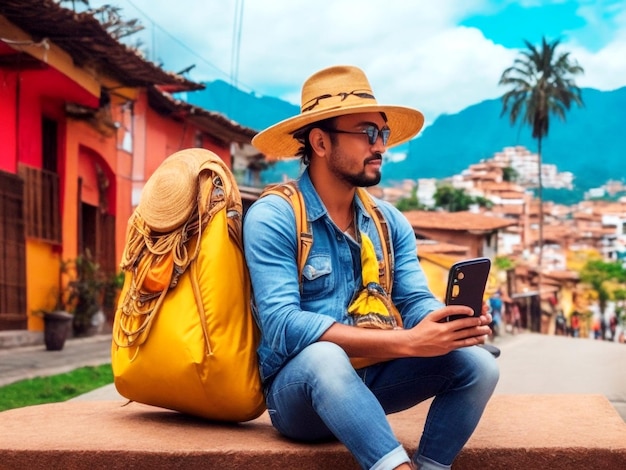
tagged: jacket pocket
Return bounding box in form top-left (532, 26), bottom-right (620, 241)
top-left (301, 254), bottom-right (333, 301)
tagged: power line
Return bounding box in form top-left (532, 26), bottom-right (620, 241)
top-left (123, 0), bottom-right (255, 93)
top-left (230, 0), bottom-right (244, 88)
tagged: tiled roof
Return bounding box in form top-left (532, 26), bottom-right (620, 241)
top-left (544, 270), bottom-right (580, 281)
top-left (403, 210), bottom-right (516, 232)
top-left (416, 240), bottom-right (470, 255)
top-left (0, 0), bottom-right (201, 91)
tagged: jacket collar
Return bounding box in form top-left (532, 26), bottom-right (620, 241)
top-left (298, 168), bottom-right (374, 226)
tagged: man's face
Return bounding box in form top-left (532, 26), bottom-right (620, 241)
top-left (323, 112), bottom-right (388, 188)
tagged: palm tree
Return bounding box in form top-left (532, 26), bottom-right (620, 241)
top-left (499, 37), bottom-right (584, 294)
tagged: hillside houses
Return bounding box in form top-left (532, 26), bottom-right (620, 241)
top-left (398, 145), bottom-right (626, 331)
top-left (408, 144), bottom-right (626, 267)
top-left (492, 146), bottom-right (574, 190)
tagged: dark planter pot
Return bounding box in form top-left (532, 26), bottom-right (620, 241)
top-left (44, 310), bottom-right (73, 351)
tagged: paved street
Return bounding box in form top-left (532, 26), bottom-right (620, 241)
top-left (492, 332), bottom-right (626, 420)
top-left (1, 331), bottom-right (625, 421)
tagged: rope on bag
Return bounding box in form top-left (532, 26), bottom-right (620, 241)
top-left (114, 158), bottom-right (240, 349)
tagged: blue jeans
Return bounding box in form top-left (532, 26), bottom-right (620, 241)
top-left (266, 342), bottom-right (499, 470)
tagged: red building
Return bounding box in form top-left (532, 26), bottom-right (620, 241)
top-left (0, 1), bottom-right (257, 333)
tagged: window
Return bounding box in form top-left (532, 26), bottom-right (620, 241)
top-left (18, 164), bottom-right (61, 243)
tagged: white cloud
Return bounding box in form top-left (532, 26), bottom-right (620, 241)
top-left (88, 0), bottom-right (626, 123)
top-left (572, 40), bottom-right (626, 91)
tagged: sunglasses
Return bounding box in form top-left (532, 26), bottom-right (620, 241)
top-left (320, 125), bottom-right (391, 146)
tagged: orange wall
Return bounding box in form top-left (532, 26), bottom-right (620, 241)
top-left (62, 120), bottom-right (117, 260)
top-left (26, 240), bottom-right (62, 330)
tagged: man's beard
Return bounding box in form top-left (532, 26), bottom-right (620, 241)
top-left (329, 150), bottom-right (383, 187)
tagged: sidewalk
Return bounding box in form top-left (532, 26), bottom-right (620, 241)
top-left (1, 330), bottom-right (624, 422)
top-left (0, 333), bottom-right (112, 388)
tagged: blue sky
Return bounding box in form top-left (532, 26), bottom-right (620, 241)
top-left (85, 0), bottom-right (626, 128)
top-left (461, 1), bottom-right (604, 50)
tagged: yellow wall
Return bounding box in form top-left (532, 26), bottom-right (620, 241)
top-left (418, 253), bottom-right (460, 303)
top-left (26, 240), bottom-right (61, 331)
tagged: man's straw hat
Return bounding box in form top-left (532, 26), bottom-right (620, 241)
top-left (252, 65), bottom-right (425, 159)
top-left (137, 148), bottom-right (216, 232)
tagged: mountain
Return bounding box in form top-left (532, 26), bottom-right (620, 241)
top-left (184, 81), bottom-right (626, 193)
top-left (385, 87), bottom-right (626, 192)
top-left (185, 79), bottom-right (299, 131)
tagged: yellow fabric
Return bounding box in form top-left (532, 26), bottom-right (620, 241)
top-left (348, 232), bottom-right (401, 329)
top-left (348, 232), bottom-right (402, 369)
top-left (111, 155), bottom-right (265, 422)
top-left (356, 188), bottom-right (392, 292)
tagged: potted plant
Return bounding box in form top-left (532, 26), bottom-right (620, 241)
top-left (34, 277), bottom-right (74, 351)
top-left (64, 250), bottom-right (108, 337)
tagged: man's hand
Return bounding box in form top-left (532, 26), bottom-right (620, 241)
top-left (401, 305), bottom-right (492, 357)
top-left (319, 304), bottom-right (492, 361)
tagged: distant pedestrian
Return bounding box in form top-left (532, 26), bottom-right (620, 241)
top-left (555, 311), bottom-right (567, 336)
top-left (592, 317), bottom-right (601, 340)
top-left (601, 315), bottom-right (608, 340)
top-left (511, 302), bottom-right (522, 334)
top-left (570, 313), bottom-right (580, 338)
top-left (609, 315), bottom-right (618, 342)
top-left (489, 291), bottom-right (503, 337)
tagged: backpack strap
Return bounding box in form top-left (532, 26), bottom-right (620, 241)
top-left (260, 181), bottom-right (312, 291)
top-left (260, 183), bottom-right (393, 294)
top-left (356, 188), bottom-right (394, 293)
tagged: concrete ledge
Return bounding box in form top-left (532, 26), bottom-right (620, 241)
top-left (0, 395), bottom-right (625, 469)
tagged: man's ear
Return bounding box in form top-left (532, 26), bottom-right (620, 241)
top-left (309, 128), bottom-right (328, 156)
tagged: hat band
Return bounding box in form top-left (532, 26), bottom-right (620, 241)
top-left (301, 90), bottom-right (375, 112)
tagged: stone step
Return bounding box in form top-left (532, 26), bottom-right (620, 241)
top-left (0, 395), bottom-right (624, 469)
top-left (0, 331), bottom-right (43, 349)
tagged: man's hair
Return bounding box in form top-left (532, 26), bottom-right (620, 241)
top-left (292, 117), bottom-right (336, 166)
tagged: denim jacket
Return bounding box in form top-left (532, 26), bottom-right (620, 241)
top-left (243, 169), bottom-right (443, 383)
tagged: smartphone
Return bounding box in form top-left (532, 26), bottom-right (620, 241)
top-left (444, 257), bottom-right (491, 322)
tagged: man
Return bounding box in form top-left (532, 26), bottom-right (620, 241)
top-left (489, 290), bottom-right (503, 337)
top-left (243, 65), bottom-right (499, 470)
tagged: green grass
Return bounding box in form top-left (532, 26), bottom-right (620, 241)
top-left (0, 364), bottom-right (113, 412)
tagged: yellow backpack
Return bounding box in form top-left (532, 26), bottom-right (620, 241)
top-left (112, 149), bottom-right (266, 422)
top-left (111, 148), bottom-right (393, 421)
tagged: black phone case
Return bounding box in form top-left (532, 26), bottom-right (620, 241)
top-left (445, 257), bottom-right (491, 322)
